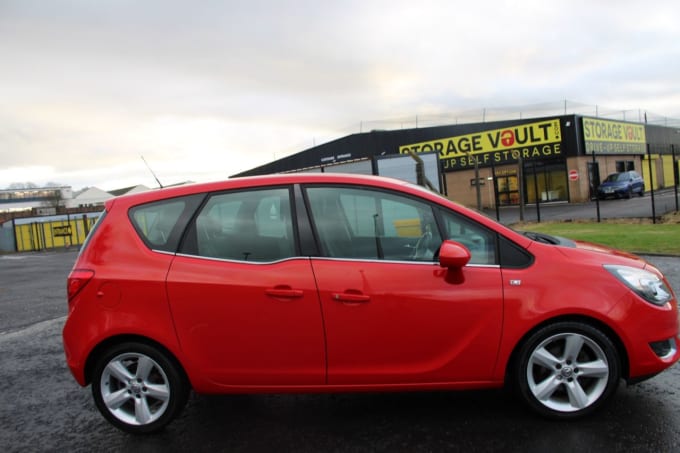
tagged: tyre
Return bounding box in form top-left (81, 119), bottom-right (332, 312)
top-left (514, 322), bottom-right (620, 419)
top-left (91, 342), bottom-right (189, 434)
top-left (626, 187), bottom-right (633, 199)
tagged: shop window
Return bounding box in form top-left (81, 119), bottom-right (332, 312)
top-left (616, 161), bottom-right (635, 172)
top-left (523, 161), bottom-right (568, 203)
top-left (496, 171), bottom-right (519, 206)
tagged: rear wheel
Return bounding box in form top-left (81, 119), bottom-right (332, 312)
top-left (514, 322), bottom-right (620, 419)
top-left (91, 342), bottom-right (189, 434)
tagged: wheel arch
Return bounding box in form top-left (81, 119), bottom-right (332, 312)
top-left (504, 315), bottom-right (630, 384)
top-left (84, 334), bottom-right (190, 388)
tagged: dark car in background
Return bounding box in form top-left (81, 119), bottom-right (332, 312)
top-left (597, 171), bottom-right (645, 199)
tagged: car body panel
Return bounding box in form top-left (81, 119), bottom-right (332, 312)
top-left (311, 259), bottom-right (503, 384)
top-left (63, 208), bottom-right (182, 385)
top-left (492, 241), bottom-right (671, 381)
top-left (165, 255), bottom-right (326, 389)
top-left (63, 173), bottom-right (680, 399)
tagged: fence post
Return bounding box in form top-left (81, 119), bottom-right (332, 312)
top-left (592, 152), bottom-right (601, 223)
top-left (673, 144), bottom-right (678, 212)
top-left (83, 214), bottom-right (90, 237)
top-left (647, 144), bottom-right (656, 223)
top-left (12, 218), bottom-right (18, 252)
top-left (533, 161), bottom-right (541, 223)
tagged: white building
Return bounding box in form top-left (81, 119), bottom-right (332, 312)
top-left (0, 186), bottom-right (73, 213)
top-left (67, 187), bottom-right (114, 209)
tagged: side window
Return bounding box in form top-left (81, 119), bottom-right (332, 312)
top-left (130, 199), bottom-right (187, 251)
top-left (191, 188), bottom-right (295, 262)
top-left (439, 210), bottom-right (497, 265)
top-left (306, 186), bottom-right (441, 261)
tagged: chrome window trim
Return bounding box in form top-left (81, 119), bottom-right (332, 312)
top-left (308, 256), bottom-right (501, 268)
top-left (171, 252), bottom-right (500, 268)
top-left (173, 252), bottom-right (307, 265)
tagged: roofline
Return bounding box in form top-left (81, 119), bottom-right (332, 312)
top-left (105, 173), bottom-right (416, 208)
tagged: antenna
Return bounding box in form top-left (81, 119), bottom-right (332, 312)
top-left (141, 155), bottom-right (164, 188)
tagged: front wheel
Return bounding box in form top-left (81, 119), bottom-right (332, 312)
top-left (514, 322), bottom-right (620, 419)
top-left (91, 342), bottom-right (189, 434)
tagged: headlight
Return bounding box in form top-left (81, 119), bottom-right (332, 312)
top-left (604, 265), bottom-right (672, 306)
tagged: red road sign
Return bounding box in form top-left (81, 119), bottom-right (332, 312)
top-left (569, 170), bottom-right (579, 181)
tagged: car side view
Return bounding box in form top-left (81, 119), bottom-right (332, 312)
top-left (63, 173), bottom-right (680, 433)
top-left (596, 170), bottom-right (645, 199)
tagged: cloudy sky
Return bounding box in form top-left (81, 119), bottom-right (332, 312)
top-left (2, 0), bottom-right (679, 191)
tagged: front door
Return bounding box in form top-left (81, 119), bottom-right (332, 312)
top-left (304, 185), bottom-right (503, 385)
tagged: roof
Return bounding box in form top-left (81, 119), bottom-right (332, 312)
top-left (107, 173), bottom-right (415, 207)
top-left (108, 184), bottom-right (151, 197)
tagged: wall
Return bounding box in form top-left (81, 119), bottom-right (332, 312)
top-left (3, 214), bottom-right (100, 253)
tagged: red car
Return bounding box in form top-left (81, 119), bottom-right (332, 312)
top-left (63, 173), bottom-right (680, 433)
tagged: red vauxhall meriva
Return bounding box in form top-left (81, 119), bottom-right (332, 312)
top-left (63, 173), bottom-right (680, 433)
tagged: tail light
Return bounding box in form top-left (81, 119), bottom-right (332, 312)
top-left (67, 269), bottom-right (95, 300)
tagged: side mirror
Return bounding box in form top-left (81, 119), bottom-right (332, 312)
top-left (438, 240), bottom-right (471, 269)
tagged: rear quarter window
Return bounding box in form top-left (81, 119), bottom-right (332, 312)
top-left (129, 194), bottom-right (204, 252)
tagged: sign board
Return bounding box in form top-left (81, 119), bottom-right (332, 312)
top-left (582, 117), bottom-right (646, 155)
top-left (53, 225), bottom-right (72, 237)
top-left (569, 170), bottom-right (579, 181)
top-left (399, 119), bottom-right (563, 170)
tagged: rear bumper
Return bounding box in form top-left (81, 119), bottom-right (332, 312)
top-left (62, 316), bottom-right (88, 386)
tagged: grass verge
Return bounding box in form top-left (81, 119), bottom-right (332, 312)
top-left (513, 212), bottom-right (680, 256)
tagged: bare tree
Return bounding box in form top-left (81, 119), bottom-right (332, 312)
top-left (8, 182), bottom-right (39, 189)
top-left (42, 189), bottom-right (64, 213)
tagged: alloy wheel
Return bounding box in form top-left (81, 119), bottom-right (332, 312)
top-left (527, 332), bottom-right (609, 412)
top-left (100, 352), bottom-right (171, 426)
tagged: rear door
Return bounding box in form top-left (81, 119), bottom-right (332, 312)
top-left (166, 186), bottom-right (326, 386)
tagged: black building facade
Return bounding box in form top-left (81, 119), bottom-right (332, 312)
top-left (235, 115), bottom-right (680, 208)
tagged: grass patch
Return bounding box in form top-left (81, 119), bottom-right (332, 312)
top-left (513, 217), bottom-right (680, 255)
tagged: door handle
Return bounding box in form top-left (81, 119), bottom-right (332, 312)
top-left (265, 288), bottom-right (304, 299)
top-left (332, 292), bottom-right (370, 303)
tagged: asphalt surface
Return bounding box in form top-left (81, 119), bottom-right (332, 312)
top-left (1, 250), bottom-right (680, 452)
top-left (483, 188), bottom-right (680, 225)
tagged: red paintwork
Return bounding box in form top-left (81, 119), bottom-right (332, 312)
top-left (166, 255), bottom-right (326, 389)
top-left (63, 173), bottom-right (680, 393)
top-left (312, 259), bottom-right (503, 385)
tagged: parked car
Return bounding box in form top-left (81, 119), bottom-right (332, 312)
top-left (597, 171), bottom-right (645, 199)
top-left (63, 173), bottom-right (679, 433)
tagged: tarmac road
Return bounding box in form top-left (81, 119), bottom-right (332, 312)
top-left (485, 188), bottom-right (680, 225)
top-left (1, 250), bottom-right (679, 452)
